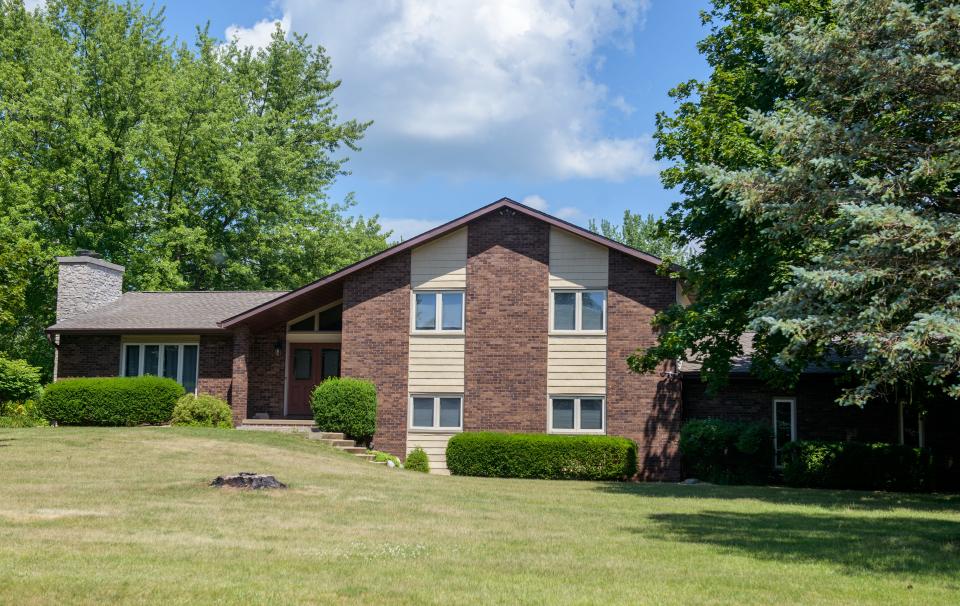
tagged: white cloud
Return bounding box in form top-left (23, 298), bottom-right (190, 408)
top-left (379, 217), bottom-right (442, 241)
top-left (521, 195), bottom-right (549, 211)
top-left (226, 1), bottom-right (656, 182)
top-left (611, 95), bottom-right (636, 116)
top-left (555, 206), bottom-right (585, 220)
top-left (225, 15), bottom-right (291, 50)
top-left (24, 0), bottom-right (45, 10)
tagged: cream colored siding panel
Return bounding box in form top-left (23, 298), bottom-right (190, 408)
top-left (409, 335), bottom-right (464, 392)
top-left (407, 431), bottom-right (457, 474)
top-left (548, 334), bottom-right (606, 394)
top-left (549, 227), bottom-right (608, 289)
top-left (411, 228), bottom-right (467, 289)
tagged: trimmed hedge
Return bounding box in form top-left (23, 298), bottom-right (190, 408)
top-left (310, 377), bottom-right (377, 444)
top-left (446, 432), bottom-right (637, 480)
top-left (0, 356), bottom-right (42, 402)
top-left (781, 440), bottom-right (936, 492)
top-left (171, 394), bottom-right (233, 428)
top-left (40, 376), bottom-right (183, 426)
top-left (679, 419), bottom-right (774, 484)
top-left (405, 447), bottom-right (430, 473)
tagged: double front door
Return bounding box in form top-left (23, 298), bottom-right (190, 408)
top-left (287, 344), bottom-right (340, 417)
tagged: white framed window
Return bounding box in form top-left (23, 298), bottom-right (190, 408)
top-left (550, 290), bottom-right (606, 333)
top-left (121, 343), bottom-right (199, 393)
top-left (412, 290), bottom-right (464, 332)
top-left (773, 397), bottom-right (797, 466)
top-left (409, 394), bottom-right (463, 430)
top-left (548, 396), bottom-right (605, 434)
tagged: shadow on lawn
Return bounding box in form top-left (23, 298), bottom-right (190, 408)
top-left (632, 510), bottom-right (960, 579)
top-left (597, 482), bottom-right (960, 513)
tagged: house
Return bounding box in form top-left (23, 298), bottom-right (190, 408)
top-left (46, 198), bottom-right (956, 477)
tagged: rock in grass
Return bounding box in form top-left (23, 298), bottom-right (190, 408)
top-left (210, 472), bottom-right (287, 489)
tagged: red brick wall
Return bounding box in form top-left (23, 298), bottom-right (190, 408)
top-left (57, 334), bottom-right (121, 378)
top-left (198, 334), bottom-right (233, 401)
top-left (248, 323), bottom-right (286, 418)
top-left (230, 326), bottom-right (250, 423)
top-left (606, 250), bottom-right (683, 480)
top-left (682, 375), bottom-right (899, 444)
top-left (341, 251), bottom-right (410, 454)
top-left (464, 209), bottom-right (550, 432)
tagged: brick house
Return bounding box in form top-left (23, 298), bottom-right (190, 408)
top-left (46, 198), bottom-right (956, 477)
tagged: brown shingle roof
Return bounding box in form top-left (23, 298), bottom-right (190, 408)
top-left (48, 291), bottom-right (286, 333)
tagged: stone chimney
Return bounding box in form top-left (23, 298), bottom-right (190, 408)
top-left (56, 250), bottom-right (124, 323)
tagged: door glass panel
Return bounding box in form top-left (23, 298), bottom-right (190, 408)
top-left (321, 349), bottom-right (340, 380)
top-left (553, 293), bottom-right (576, 330)
top-left (412, 397), bottom-right (434, 427)
top-left (293, 348), bottom-right (312, 380)
top-left (439, 397), bottom-right (461, 428)
top-left (581, 291), bottom-right (605, 330)
top-left (143, 345), bottom-right (160, 376)
top-left (181, 345), bottom-right (198, 393)
top-left (162, 345), bottom-right (179, 380)
top-left (441, 292), bottom-right (463, 330)
top-left (580, 399), bottom-right (603, 430)
top-left (552, 398), bottom-right (575, 429)
top-left (415, 293), bottom-right (436, 330)
top-left (124, 345), bottom-right (140, 377)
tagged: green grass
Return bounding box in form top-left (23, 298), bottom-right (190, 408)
top-left (1, 428), bottom-right (958, 605)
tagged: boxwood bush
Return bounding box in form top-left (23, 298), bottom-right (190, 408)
top-left (446, 432), bottom-right (637, 480)
top-left (405, 446), bottom-right (430, 473)
top-left (171, 394), bottom-right (233, 428)
top-left (40, 376), bottom-right (183, 426)
top-left (679, 418), bottom-right (774, 484)
top-left (0, 356), bottom-right (42, 403)
top-left (310, 377), bottom-right (377, 444)
top-left (781, 440), bottom-right (936, 492)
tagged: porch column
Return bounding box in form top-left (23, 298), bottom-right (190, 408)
top-left (231, 325), bottom-right (250, 424)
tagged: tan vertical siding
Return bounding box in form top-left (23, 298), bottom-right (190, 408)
top-left (411, 228), bottom-right (467, 289)
top-left (406, 431), bottom-right (456, 474)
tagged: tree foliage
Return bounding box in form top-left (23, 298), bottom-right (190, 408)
top-left (0, 0), bottom-right (389, 377)
top-left (588, 210), bottom-right (690, 263)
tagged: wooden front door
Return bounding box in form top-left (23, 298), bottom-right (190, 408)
top-left (287, 344), bottom-right (341, 417)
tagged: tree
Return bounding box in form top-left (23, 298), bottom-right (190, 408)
top-left (705, 0), bottom-right (960, 406)
top-left (0, 0), bottom-right (389, 378)
top-left (588, 211), bottom-right (689, 263)
top-left (630, 0), bottom-right (831, 390)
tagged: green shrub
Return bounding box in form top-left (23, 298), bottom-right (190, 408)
top-left (0, 356), bottom-right (42, 402)
top-left (40, 376), bottom-right (183, 426)
top-left (368, 449), bottom-right (402, 467)
top-left (171, 394), bottom-right (233, 428)
top-left (405, 447), bottom-right (430, 473)
top-left (679, 419), bottom-right (774, 484)
top-left (781, 440), bottom-right (936, 492)
top-left (0, 399), bottom-right (49, 428)
top-left (310, 377), bottom-right (377, 444)
top-left (446, 432), bottom-right (637, 481)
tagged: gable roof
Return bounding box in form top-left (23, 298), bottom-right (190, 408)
top-left (48, 291), bottom-right (286, 334)
top-left (219, 197), bottom-right (668, 329)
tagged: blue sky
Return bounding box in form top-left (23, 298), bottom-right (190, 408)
top-left (158, 1), bottom-right (712, 239)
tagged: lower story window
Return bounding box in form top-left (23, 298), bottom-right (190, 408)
top-left (773, 397), bottom-right (797, 466)
top-left (410, 395), bottom-right (462, 430)
top-left (122, 343), bottom-right (199, 393)
top-left (549, 396), bottom-right (605, 433)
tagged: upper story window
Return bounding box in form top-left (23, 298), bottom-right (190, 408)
top-left (551, 290), bottom-right (606, 332)
top-left (413, 290), bottom-right (464, 332)
top-left (122, 343), bottom-right (199, 393)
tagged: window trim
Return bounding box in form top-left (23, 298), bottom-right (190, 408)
top-left (772, 396), bottom-right (797, 466)
top-left (120, 342), bottom-right (200, 394)
top-left (549, 289), bottom-right (607, 334)
top-left (410, 290), bottom-right (465, 334)
top-left (408, 394), bottom-right (464, 431)
top-left (548, 395), bottom-right (606, 434)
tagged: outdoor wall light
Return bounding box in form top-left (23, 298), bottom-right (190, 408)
top-left (274, 339), bottom-right (284, 356)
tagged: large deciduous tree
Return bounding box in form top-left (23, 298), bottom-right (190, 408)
top-left (589, 210), bottom-right (690, 263)
top-left (0, 0), bottom-right (389, 377)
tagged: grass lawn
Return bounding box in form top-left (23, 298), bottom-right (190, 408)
top-left (1, 428), bottom-right (958, 605)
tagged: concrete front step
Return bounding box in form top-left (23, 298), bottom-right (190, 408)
top-left (238, 418), bottom-right (315, 433)
top-left (308, 431), bottom-right (346, 440)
